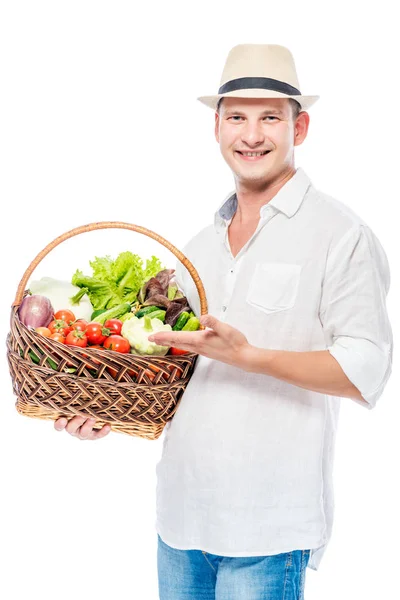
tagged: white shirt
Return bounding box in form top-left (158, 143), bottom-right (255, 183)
top-left (155, 167), bottom-right (393, 571)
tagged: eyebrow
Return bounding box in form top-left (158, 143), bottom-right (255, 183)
top-left (223, 108), bottom-right (284, 117)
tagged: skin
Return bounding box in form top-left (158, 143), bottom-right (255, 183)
top-left (54, 416), bottom-right (111, 440)
top-left (216, 96), bottom-right (309, 226)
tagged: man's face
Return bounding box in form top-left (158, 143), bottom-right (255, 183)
top-left (215, 97), bottom-right (309, 189)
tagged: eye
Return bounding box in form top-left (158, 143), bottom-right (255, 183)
top-left (228, 115), bottom-right (278, 122)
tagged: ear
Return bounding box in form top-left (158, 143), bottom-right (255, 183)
top-left (294, 111), bottom-right (310, 147)
top-left (215, 111), bottom-right (220, 143)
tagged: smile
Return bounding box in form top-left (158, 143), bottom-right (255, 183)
top-left (236, 151), bottom-right (271, 161)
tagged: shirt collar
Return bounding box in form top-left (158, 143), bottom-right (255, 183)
top-left (214, 167), bottom-right (313, 232)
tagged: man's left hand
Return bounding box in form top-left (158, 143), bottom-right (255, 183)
top-left (148, 314), bottom-right (250, 368)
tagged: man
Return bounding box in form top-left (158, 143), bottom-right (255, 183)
top-left (55, 44), bottom-right (393, 599)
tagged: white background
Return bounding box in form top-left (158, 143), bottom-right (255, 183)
top-left (1, 1), bottom-right (398, 598)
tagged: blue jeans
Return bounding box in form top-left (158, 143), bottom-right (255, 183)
top-left (157, 534), bottom-right (311, 600)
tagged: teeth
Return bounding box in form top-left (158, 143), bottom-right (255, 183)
top-left (241, 151), bottom-right (267, 157)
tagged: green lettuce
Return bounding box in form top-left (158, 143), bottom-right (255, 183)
top-left (71, 252), bottom-right (164, 311)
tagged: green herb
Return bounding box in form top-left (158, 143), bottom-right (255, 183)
top-left (71, 251), bottom-right (164, 311)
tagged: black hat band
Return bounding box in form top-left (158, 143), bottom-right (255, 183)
top-left (218, 76), bottom-right (301, 96)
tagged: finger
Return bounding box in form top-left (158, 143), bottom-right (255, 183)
top-left (77, 418), bottom-right (97, 440)
top-left (200, 314), bottom-right (222, 332)
top-left (92, 424), bottom-right (112, 440)
top-left (54, 417), bottom-right (68, 431)
top-left (147, 331), bottom-right (199, 348)
top-left (66, 416), bottom-right (87, 436)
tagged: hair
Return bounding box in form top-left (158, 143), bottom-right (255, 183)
top-left (216, 97), bottom-right (302, 121)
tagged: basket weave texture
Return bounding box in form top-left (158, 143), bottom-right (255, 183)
top-left (6, 222), bottom-right (208, 440)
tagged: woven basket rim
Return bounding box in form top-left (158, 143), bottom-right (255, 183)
top-left (9, 353), bottom-right (192, 388)
top-left (9, 308), bottom-right (198, 388)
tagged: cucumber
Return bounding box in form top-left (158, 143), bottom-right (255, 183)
top-left (47, 357), bottom-right (58, 370)
top-left (91, 308), bottom-right (108, 321)
top-left (28, 350), bottom-right (40, 365)
top-left (148, 309), bottom-right (166, 322)
top-left (119, 312), bottom-right (137, 323)
top-left (182, 316), bottom-right (200, 331)
top-left (28, 349), bottom-right (58, 370)
top-left (91, 303), bottom-right (131, 324)
top-left (135, 305), bottom-right (161, 318)
top-left (173, 311), bottom-right (190, 331)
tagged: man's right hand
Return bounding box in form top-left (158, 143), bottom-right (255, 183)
top-left (54, 416), bottom-right (111, 440)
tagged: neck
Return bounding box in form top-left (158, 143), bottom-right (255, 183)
top-left (233, 166), bottom-right (296, 225)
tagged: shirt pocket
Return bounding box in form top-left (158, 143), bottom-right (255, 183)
top-left (246, 262), bottom-right (302, 315)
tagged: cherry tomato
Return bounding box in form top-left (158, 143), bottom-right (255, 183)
top-left (82, 345), bottom-right (104, 368)
top-left (107, 366), bottom-right (138, 380)
top-left (65, 330), bottom-right (88, 348)
top-left (71, 319), bottom-right (89, 333)
top-left (142, 364), bottom-right (162, 382)
top-left (48, 319), bottom-right (72, 336)
top-left (169, 347), bottom-right (189, 355)
top-left (143, 368), bottom-right (155, 382)
top-left (54, 309), bottom-right (76, 325)
top-left (86, 322), bottom-right (110, 345)
top-left (165, 363), bottom-right (183, 381)
top-left (104, 319), bottom-right (123, 336)
top-left (103, 335), bottom-right (130, 353)
top-left (49, 332), bottom-right (66, 344)
top-left (35, 327), bottom-right (51, 338)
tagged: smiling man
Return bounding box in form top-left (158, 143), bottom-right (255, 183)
top-left (214, 95), bottom-right (307, 259)
top-left (151, 44), bottom-right (393, 600)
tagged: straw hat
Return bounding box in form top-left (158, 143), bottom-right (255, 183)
top-left (197, 44), bottom-right (319, 112)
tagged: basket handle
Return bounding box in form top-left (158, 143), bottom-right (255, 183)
top-left (12, 221), bottom-right (208, 327)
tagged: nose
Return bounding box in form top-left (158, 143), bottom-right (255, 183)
top-left (240, 119), bottom-right (265, 147)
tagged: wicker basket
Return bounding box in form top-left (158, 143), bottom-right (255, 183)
top-left (6, 222), bottom-right (207, 439)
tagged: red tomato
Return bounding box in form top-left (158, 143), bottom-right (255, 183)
top-left (35, 327), bottom-right (51, 338)
top-left (54, 309), bottom-right (76, 325)
top-left (144, 368), bottom-right (155, 382)
top-left (104, 319), bottom-right (123, 335)
top-left (65, 330), bottom-right (88, 347)
top-left (49, 332), bottom-right (66, 344)
top-left (106, 366), bottom-right (118, 379)
top-left (71, 319), bottom-right (88, 333)
top-left (107, 366), bottom-right (138, 380)
top-left (103, 335), bottom-right (130, 353)
top-left (165, 363), bottom-right (183, 380)
top-left (82, 345), bottom-right (104, 368)
top-left (86, 322), bottom-right (110, 345)
top-left (169, 347), bottom-right (189, 355)
top-left (48, 319), bottom-right (72, 336)
top-left (142, 364), bottom-right (162, 382)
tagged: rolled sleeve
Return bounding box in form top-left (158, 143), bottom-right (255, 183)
top-left (319, 224), bottom-right (393, 409)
